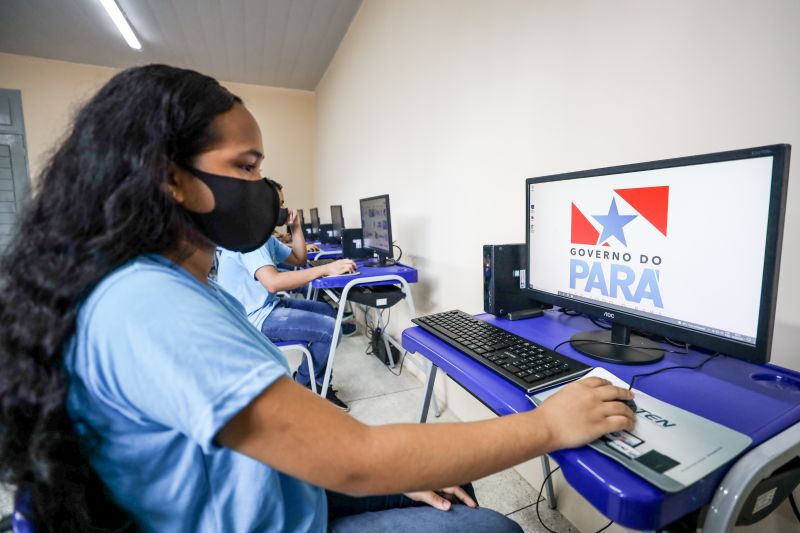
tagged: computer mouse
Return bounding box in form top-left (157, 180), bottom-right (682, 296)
top-left (623, 399), bottom-right (638, 412)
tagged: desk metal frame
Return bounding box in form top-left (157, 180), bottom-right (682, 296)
top-left (316, 273), bottom-right (440, 423)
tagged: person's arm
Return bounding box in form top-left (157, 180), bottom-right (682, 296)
top-left (282, 210), bottom-right (309, 267)
top-left (255, 259), bottom-right (356, 293)
top-left (217, 376), bottom-right (635, 496)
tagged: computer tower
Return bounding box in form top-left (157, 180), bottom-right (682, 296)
top-left (342, 228), bottom-right (371, 259)
top-left (318, 223), bottom-right (337, 244)
top-left (483, 244), bottom-right (549, 318)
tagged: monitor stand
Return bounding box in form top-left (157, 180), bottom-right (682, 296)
top-left (570, 323), bottom-right (664, 364)
top-left (362, 256), bottom-right (392, 268)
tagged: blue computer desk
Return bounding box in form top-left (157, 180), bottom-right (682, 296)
top-left (401, 310), bottom-right (800, 532)
top-left (308, 262), bottom-right (429, 404)
top-left (306, 242), bottom-right (343, 260)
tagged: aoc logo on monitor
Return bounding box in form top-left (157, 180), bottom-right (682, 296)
top-left (568, 186), bottom-right (670, 308)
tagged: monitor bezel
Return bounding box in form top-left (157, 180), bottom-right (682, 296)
top-left (331, 204), bottom-right (345, 234)
top-left (359, 194), bottom-right (394, 258)
top-left (524, 144), bottom-right (790, 364)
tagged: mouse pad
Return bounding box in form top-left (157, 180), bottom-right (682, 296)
top-left (529, 367), bottom-right (752, 492)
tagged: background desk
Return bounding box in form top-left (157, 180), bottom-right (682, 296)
top-left (402, 310), bottom-right (800, 531)
top-left (312, 262), bottom-right (419, 398)
top-left (306, 242), bottom-right (342, 261)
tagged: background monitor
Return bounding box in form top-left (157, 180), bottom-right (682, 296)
top-left (525, 144), bottom-right (790, 365)
top-left (296, 208), bottom-right (305, 228)
top-left (331, 205), bottom-right (345, 239)
top-left (359, 194), bottom-right (393, 264)
top-left (310, 207), bottom-right (320, 235)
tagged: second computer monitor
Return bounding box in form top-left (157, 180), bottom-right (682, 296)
top-left (359, 194), bottom-right (393, 263)
top-left (310, 207), bottom-right (320, 235)
top-left (331, 205), bottom-right (345, 239)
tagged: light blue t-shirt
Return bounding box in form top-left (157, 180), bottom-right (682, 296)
top-left (216, 237), bottom-right (293, 330)
top-left (64, 254), bottom-right (326, 532)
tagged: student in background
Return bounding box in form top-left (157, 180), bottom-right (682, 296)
top-left (268, 181), bottom-right (318, 251)
top-left (0, 65), bottom-right (635, 532)
top-left (217, 182), bottom-right (356, 411)
top-left (268, 181), bottom-right (319, 252)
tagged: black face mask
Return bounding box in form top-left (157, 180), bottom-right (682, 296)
top-left (182, 166), bottom-right (280, 253)
top-left (276, 207), bottom-right (289, 228)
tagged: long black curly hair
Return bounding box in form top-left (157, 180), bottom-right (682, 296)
top-left (0, 64), bottom-right (241, 531)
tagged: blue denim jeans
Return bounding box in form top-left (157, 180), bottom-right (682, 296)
top-left (261, 297), bottom-right (338, 388)
top-left (326, 485), bottom-right (522, 533)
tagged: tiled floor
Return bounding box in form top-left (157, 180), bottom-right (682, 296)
top-left (0, 332), bottom-right (579, 532)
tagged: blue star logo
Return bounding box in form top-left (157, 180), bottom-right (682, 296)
top-left (592, 198), bottom-right (637, 246)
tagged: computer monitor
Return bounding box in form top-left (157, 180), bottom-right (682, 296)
top-left (525, 144), bottom-right (790, 365)
top-left (296, 208), bottom-right (305, 227)
top-left (331, 205), bottom-right (345, 240)
top-left (359, 194), bottom-right (393, 265)
top-left (310, 207), bottom-right (320, 237)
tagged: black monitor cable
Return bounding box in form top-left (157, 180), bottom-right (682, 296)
top-left (535, 464), bottom-right (613, 533)
top-left (548, 338), bottom-right (709, 390)
top-left (626, 353), bottom-right (720, 391)
top-left (392, 242), bottom-right (403, 263)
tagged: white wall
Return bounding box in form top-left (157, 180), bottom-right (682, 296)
top-left (314, 1), bottom-right (800, 531)
top-left (0, 52), bottom-right (316, 208)
top-left (315, 0), bottom-right (800, 367)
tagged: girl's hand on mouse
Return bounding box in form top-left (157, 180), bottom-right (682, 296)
top-left (535, 377), bottom-right (636, 450)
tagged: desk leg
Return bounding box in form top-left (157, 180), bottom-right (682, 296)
top-left (377, 310), bottom-right (396, 367)
top-left (418, 362), bottom-right (438, 423)
top-left (541, 455), bottom-right (557, 509)
top-left (702, 422), bottom-right (800, 533)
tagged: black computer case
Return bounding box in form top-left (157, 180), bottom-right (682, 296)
top-left (483, 243), bottom-right (546, 317)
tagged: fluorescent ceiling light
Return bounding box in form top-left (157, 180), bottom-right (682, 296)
top-left (97, 0), bottom-right (142, 50)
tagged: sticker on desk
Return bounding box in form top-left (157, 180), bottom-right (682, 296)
top-left (529, 367), bottom-right (752, 492)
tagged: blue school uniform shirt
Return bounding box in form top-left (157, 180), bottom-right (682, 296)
top-left (216, 236), bottom-right (292, 330)
top-left (64, 254), bottom-right (326, 532)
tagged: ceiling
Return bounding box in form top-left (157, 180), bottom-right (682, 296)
top-left (0, 0), bottom-right (362, 91)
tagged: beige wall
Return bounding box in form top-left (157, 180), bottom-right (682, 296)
top-left (0, 52), bottom-right (315, 208)
top-left (314, 1), bottom-right (800, 531)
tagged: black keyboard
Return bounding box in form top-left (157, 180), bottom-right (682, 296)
top-left (308, 258), bottom-right (336, 267)
top-left (412, 310), bottom-right (591, 394)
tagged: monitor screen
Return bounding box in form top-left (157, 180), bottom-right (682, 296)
top-left (526, 145), bottom-right (789, 363)
top-left (310, 208), bottom-right (320, 233)
top-left (360, 195), bottom-right (393, 256)
top-left (296, 209), bottom-right (305, 227)
top-left (331, 205), bottom-right (345, 236)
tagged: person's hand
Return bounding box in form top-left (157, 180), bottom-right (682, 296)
top-left (404, 486), bottom-right (477, 511)
top-left (535, 377), bottom-right (636, 450)
top-left (306, 243), bottom-right (320, 252)
top-left (323, 259), bottom-right (356, 276)
top-left (287, 209), bottom-right (301, 229)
